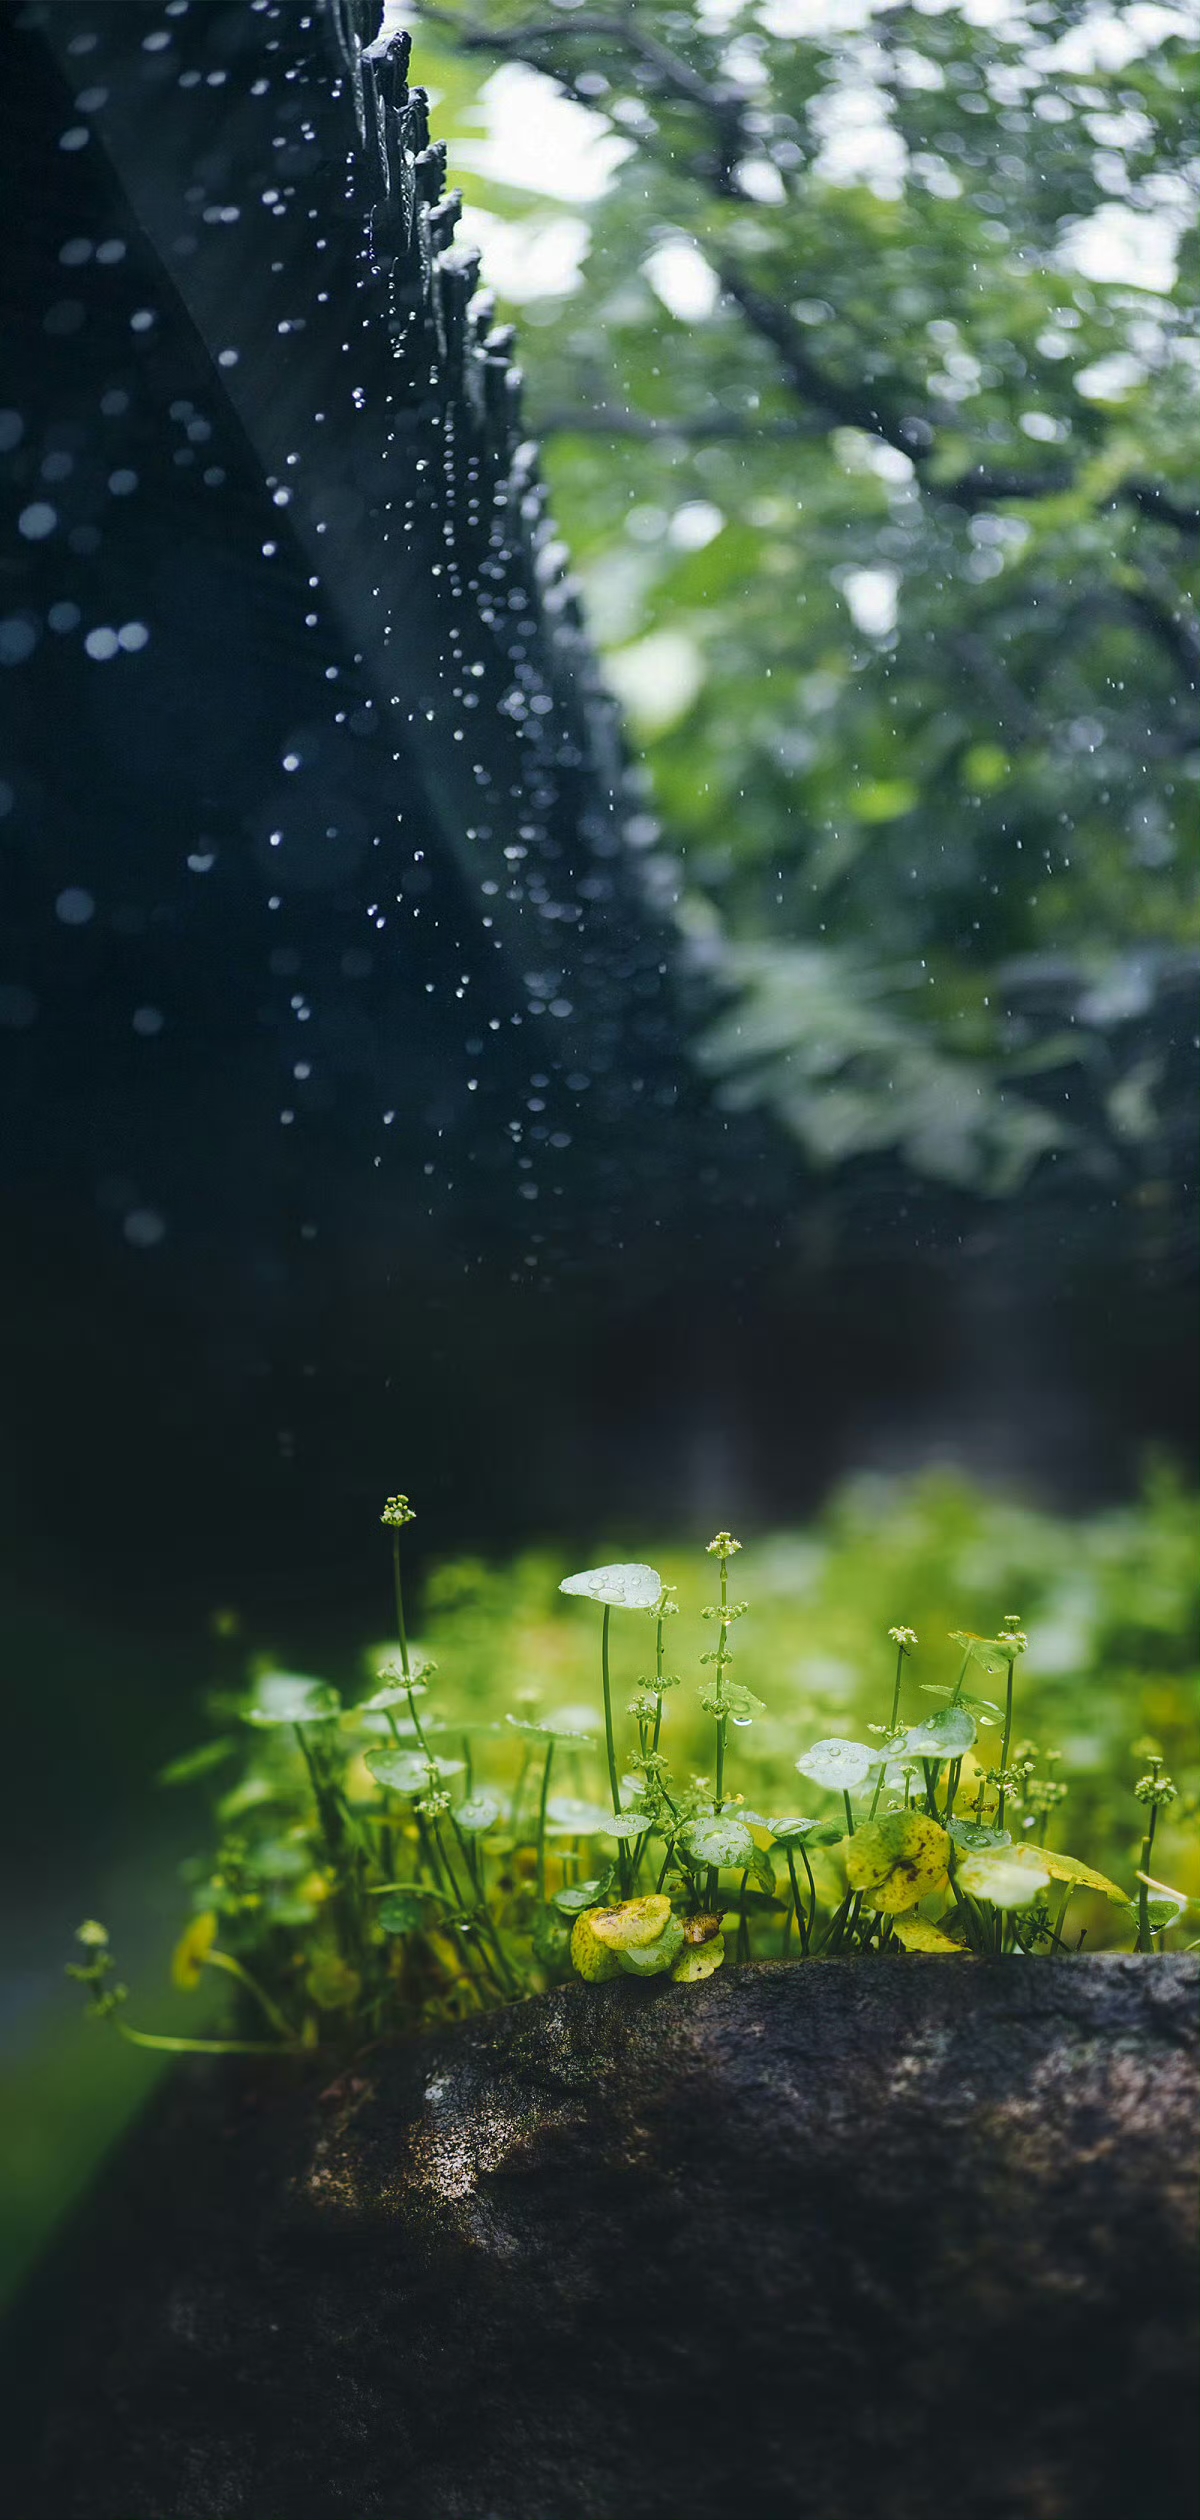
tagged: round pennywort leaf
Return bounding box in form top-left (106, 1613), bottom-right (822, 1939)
top-left (795, 1737), bottom-right (875, 1791)
top-left (901, 1704), bottom-right (977, 1758)
top-left (683, 1813), bottom-right (755, 1869)
top-left (559, 1563), bottom-right (663, 1611)
top-left (454, 1792), bottom-right (504, 1834)
top-left (244, 1671), bottom-right (341, 1728)
top-left (365, 1748), bottom-right (464, 1794)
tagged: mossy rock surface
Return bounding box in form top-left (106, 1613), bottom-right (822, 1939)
top-left (4, 1956), bottom-right (1197, 2520)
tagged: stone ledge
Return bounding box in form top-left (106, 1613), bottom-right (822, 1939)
top-left (5, 1956), bottom-right (1197, 2520)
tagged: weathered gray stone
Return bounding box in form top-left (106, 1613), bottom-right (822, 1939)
top-left (4, 1956), bottom-right (1197, 2519)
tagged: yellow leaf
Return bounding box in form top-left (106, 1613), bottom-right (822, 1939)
top-left (305, 1953), bottom-right (362, 2011)
top-left (844, 1813), bottom-right (951, 1914)
top-left (570, 1909), bottom-right (621, 1982)
top-left (672, 1933), bottom-right (725, 1983)
top-left (589, 1895), bottom-right (673, 1950)
top-left (171, 1910), bottom-right (217, 1991)
top-left (892, 1915), bottom-right (969, 1955)
top-left (1024, 1846), bottom-right (1130, 1905)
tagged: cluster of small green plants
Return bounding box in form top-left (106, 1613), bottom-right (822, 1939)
top-left (70, 1476), bottom-right (1198, 2055)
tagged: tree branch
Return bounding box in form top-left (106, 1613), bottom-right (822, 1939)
top-left (409, 1), bottom-right (755, 191)
top-left (1119, 578), bottom-right (1200, 686)
top-left (717, 264), bottom-right (1200, 542)
top-left (1126, 481), bottom-right (1200, 536)
top-left (413, 8), bottom-right (1198, 545)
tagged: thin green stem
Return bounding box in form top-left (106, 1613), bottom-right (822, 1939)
top-left (798, 1842), bottom-right (818, 1948)
top-left (784, 1848), bottom-right (811, 1956)
top-left (391, 1534), bottom-right (411, 1681)
top-left (416, 1810), bottom-right (449, 1895)
top-left (433, 1815), bottom-right (516, 2000)
top-left (512, 1742), bottom-right (532, 1839)
top-left (293, 1721), bottom-right (327, 1821)
top-left (736, 1869), bottom-right (751, 1964)
top-left (1136, 1803), bottom-right (1159, 1953)
top-left (600, 1607), bottom-right (621, 1814)
top-left (432, 1819), bottom-right (468, 1913)
top-left (202, 1948), bottom-right (295, 2042)
top-left (816, 1888), bottom-right (853, 1955)
top-left (536, 1739), bottom-right (554, 1907)
top-left (600, 1606), bottom-right (631, 1897)
top-left (996, 1655), bottom-right (1017, 1835)
top-left (714, 1555), bottom-right (729, 1810)
top-left (869, 1641), bottom-right (907, 1820)
top-left (842, 1789), bottom-right (856, 1839)
top-left (294, 1721), bottom-right (365, 1967)
top-left (651, 1614), bottom-right (665, 1758)
top-left (118, 2024), bottom-right (294, 2056)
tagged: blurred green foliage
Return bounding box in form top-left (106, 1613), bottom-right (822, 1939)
top-left (410, 0), bottom-right (1197, 1192)
top-left (414, 1463), bottom-right (1199, 1917)
top-left (10, 1464), bottom-right (1195, 2311)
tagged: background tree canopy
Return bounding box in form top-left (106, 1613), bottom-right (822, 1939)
top-left (399, 0), bottom-right (1197, 1198)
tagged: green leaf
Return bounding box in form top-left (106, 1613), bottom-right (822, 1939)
top-left (771, 1816), bottom-right (846, 1847)
top-left (365, 1748), bottom-right (465, 1794)
top-left (920, 1685), bottom-right (1000, 1720)
top-left (617, 1915), bottom-right (685, 1977)
top-left (546, 1797), bottom-right (651, 1838)
top-left (546, 1796), bottom-right (617, 1834)
top-left (553, 1875), bottom-right (613, 1913)
top-left (683, 1813), bottom-right (754, 1868)
top-left (377, 1890), bottom-right (425, 1934)
top-left (532, 1905), bottom-right (572, 1965)
top-left (795, 1737), bottom-right (875, 1790)
top-left (948, 1819), bottom-right (1012, 1853)
top-left (1136, 1872), bottom-right (1190, 1932)
top-left (902, 1704), bottom-right (977, 1758)
top-left (505, 1712), bottom-right (597, 1742)
top-left (745, 1843), bottom-right (776, 1896)
top-left (956, 1848), bottom-right (1050, 1909)
top-left (156, 1737), bottom-right (237, 1787)
top-left (454, 1791), bottom-right (503, 1834)
top-left (948, 1632), bottom-right (1017, 1680)
top-left (699, 1682), bottom-right (766, 1725)
top-left (217, 1774), bottom-right (279, 1821)
top-left (244, 1671), bottom-right (341, 1728)
top-left (559, 1563), bottom-right (663, 1610)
